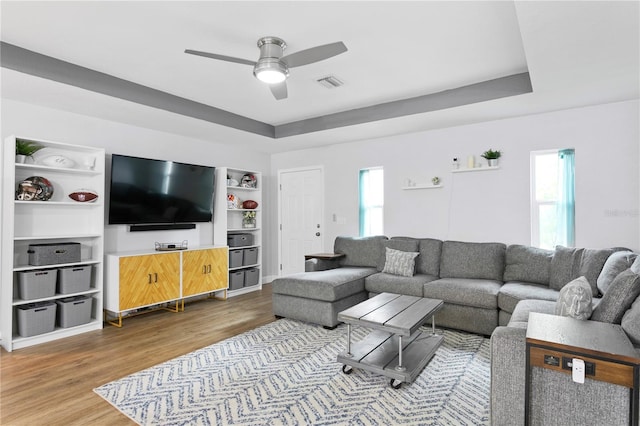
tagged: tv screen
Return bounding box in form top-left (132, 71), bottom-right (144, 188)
top-left (108, 154), bottom-right (215, 225)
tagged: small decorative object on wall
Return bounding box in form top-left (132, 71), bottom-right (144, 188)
top-left (68, 189), bottom-right (99, 203)
top-left (242, 200), bottom-right (258, 209)
top-left (432, 176), bottom-right (441, 185)
top-left (242, 211), bottom-right (257, 228)
top-left (227, 193), bottom-right (240, 209)
top-left (467, 155), bottom-right (475, 169)
top-left (241, 173), bottom-right (257, 188)
top-left (15, 139), bottom-right (44, 163)
top-left (481, 149), bottom-right (502, 167)
top-left (16, 176), bottom-right (54, 201)
top-left (452, 158), bottom-right (459, 169)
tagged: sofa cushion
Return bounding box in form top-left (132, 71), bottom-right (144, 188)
top-left (503, 245), bottom-right (553, 285)
top-left (382, 247), bottom-right (419, 277)
top-left (591, 269), bottom-right (640, 324)
top-left (621, 294), bottom-right (640, 346)
top-left (549, 246), bottom-right (584, 291)
top-left (416, 238), bottom-right (443, 277)
top-left (439, 241), bottom-right (506, 281)
top-left (386, 237), bottom-right (419, 253)
top-left (631, 256), bottom-right (640, 275)
top-left (365, 272), bottom-right (436, 297)
top-left (578, 248), bottom-right (615, 295)
top-left (550, 246), bottom-right (613, 295)
top-left (334, 236), bottom-right (387, 270)
top-left (508, 299), bottom-right (557, 325)
top-left (554, 276), bottom-right (593, 320)
top-left (597, 251), bottom-right (637, 295)
top-left (423, 278), bottom-right (501, 309)
top-left (498, 282), bottom-right (560, 314)
top-left (272, 267), bottom-right (374, 302)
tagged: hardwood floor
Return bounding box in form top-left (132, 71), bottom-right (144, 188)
top-left (0, 284), bottom-right (275, 426)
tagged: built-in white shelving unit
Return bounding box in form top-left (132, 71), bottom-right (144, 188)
top-left (213, 167), bottom-right (262, 297)
top-left (1, 135), bottom-right (105, 351)
top-left (401, 184), bottom-right (444, 190)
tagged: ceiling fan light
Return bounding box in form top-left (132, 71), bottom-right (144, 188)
top-left (253, 59), bottom-right (289, 84)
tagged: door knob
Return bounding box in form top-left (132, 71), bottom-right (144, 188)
top-left (316, 232), bottom-right (321, 236)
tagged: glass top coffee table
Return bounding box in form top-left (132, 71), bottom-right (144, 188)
top-left (337, 292), bottom-right (444, 389)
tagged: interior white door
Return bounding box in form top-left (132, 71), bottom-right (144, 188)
top-left (279, 167), bottom-right (323, 276)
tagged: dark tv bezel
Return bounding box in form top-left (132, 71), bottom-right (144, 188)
top-left (108, 154), bottom-right (215, 226)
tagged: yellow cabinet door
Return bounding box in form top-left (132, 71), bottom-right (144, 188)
top-left (119, 253), bottom-right (180, 310)
top-left (182, 248), bottom-right (229, 296)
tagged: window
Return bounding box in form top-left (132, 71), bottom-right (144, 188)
top-left (531, 149), bottom-right (575, 249)
top-left (359, 167), bottom-right (384, 237)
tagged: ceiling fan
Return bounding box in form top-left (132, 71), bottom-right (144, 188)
top-left (185, 36), bottom-right (347, 100)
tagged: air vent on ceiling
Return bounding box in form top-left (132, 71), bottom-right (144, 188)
top-left (316, 75), bottom-right (344, 89)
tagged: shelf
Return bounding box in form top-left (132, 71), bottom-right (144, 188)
top-left (227, 244), bottom-right (260, 250)
top-left (451, 166), bottom-right (500, 173)
top-left (11, 319), bottom-right (102, 349)
top-left (228, 227), bottom-right (260, 232)
top-left (13, 288), bottom-right (101, 306)
top-left (402, 184), bottom-right (443, 190)
top-left (15, 200), bottom-right (102, 207)
top-left (227, 186), bottom-right (259, 191)
top-left (14, 234), bottom-right (102, 241)
top-left (13, 259), bottom-right (102, 272)
top-left (227, 208), bottom-right (260, 212)
top-left (229, 263), bottom-right (260, 271)
top-left (15, 163), bottom-right (101, 176)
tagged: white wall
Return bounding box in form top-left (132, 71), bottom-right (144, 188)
top-left (271, 100), bottom-right (640, 263)
top-left (1, 99), bottom-right (272, 269)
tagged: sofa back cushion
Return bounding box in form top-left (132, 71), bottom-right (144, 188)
top-left (439, 240), bottom-right (506, 281)
top-left (621, 293), bottom-right (640, 346)
top-left (591, 269), bottom-right (640, 324)
top-left (550, 246), bottom-right (614, 295)
top-left (334, 236), bottom-right (388, 269)
top-left (391, 237), bottom-right (442, 276)
top-left (503, 245), bottom-right (553, 285)
top-left (597, 251), bottom-right (638, 295)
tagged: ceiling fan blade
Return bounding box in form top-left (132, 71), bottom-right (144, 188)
top-left (269, 82), bottom-right (288, 100)
top-left (184, 49), bottom-right (256, 66)
top-left (281, 42), bottom-right (347, 68)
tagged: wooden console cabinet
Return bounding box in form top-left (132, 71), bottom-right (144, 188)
top-left (105, 246), bottom-right (228, 326)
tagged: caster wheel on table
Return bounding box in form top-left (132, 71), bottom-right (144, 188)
top-left (390, 379), bottom-right (402, 389)
top-left (342, 365), bottom-right (353, 375)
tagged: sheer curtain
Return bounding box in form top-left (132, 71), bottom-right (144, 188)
top-left (556, 149), bottom-right (575, 246)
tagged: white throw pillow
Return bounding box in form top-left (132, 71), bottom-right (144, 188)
top-left (382, 247), bottom-right (419, 277)
top-left (555, 276), bottom-right (593, 320)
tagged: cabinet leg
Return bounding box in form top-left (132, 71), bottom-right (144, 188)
top-left (105, 310), bottom-right (123, 328)
top-left (162, 300), bottom-right (181, 313)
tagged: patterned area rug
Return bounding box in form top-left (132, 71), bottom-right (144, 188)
top-left (95, 319), bottom-right (490, 425)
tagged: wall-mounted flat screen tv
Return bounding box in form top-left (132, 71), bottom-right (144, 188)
top-left (108, 154), bottom-right (215, 225)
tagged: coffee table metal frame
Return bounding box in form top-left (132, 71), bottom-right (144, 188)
top-left (337, 293), bottom-right (444, 388)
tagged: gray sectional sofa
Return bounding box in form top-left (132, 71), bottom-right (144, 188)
top-left (271, 235), bottom-right (640, 425)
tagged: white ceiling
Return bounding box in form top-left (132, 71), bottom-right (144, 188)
top-left (1, 1), bottom-right (638, 153)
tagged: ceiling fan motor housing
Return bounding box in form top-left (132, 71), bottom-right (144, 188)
top-left (253, 37), bottom-right (289, 82)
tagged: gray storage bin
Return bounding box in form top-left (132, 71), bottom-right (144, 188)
top-left (229, 270), bottom-right (245, 291)
top-left (28, 242), bottom-right (81, 266)
top-left (244, 268), bottom-right (260, 287)
top-left (227, 233), bottom-right (254, 247)
top-left (56, 296), bottom-right (92, 328)
top-left (243, 248), bottom-right (258, 266)
top-left (17, 302), bottom-right (57, 337)
top-left (57, 265), bottom-right (91, 294)
top-left (18, 269), bottom-right (57, 300)
top-left (229, 249), bottom-right (244, 268)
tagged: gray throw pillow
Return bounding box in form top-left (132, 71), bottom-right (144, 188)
top-left (591, 269), bottom-right (640, 324)
top-left (597, 251), bottom-right (638, 295)
top-left (631, 256), bottom-right (640, 275)
top-left (621, 293), bottom-right (640, 346)
top-left (554, 276), bottom-right (592, 320)
top-left (578, 248), bottom-right (615, 295)
top-left (382, 247), bottom-right (419, 277)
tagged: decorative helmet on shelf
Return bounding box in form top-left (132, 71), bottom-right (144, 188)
top-left (16, 176), bottom-right (54, 201)
top-left (241, 173), bottom-right (257, 188)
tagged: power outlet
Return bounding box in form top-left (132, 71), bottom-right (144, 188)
top-left (562, 357), bottom-right (595, 376)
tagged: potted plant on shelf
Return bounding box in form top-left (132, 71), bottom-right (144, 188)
top-left (481, 149), bottom-right (502, 167)
top-left (242, 211), bottom-right (257, 228)
top-left (15, 139), bottom-right (44, 163)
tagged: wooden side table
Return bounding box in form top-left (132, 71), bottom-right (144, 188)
top-left (525, 312), bottom-right (640, 426)
top-left (304, 253), bottom-right (346, 261)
